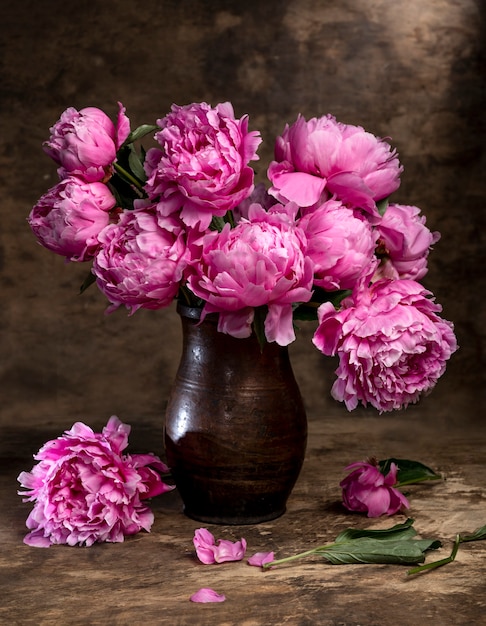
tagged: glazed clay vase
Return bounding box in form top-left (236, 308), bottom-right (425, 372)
top-left (164, 304), bottom-right (308, 524)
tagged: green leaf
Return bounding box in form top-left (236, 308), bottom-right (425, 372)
top-left (376, 197), bottom-right (389, 216)
top-left (209, 215), bottom-right (226, 232)
top-left (378, 458), bottom-right (441, 486)
top-left (79, 270), bottom-right (96, 294)
top-left (459, 524), bottom-right (486, 543)
top-left (262, 518), bottom-right (441, 570)
top-left (334, 518), bottom-right (417, 543)
top-left (317, 537), bottom-right (441, 565)
top-left (128, 149), bottom-right (147, 183)
top-left (252, 306), bottom-right (268, 352)
top-left (122, 124), bottom-right (158, 145)
top-left (292, 288), bottom-right (351, 322)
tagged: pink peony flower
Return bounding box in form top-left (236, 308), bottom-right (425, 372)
top-left (92, 205), bottom-right (188, 313)
top-left (298, 198), bottom-right (376, 290)
top-left (190, 588), bottom-right (226, 603)
top-left (43, 102), bottom-right (130, 183)
top-left (268, 114), bottom-right (403, 219)
top-left (193, 528), bottom-right (247, 564)
top-left (17, 416), bottom-right (173, 547)
top-left (312, 278), bottom-right (458, 412)
top-left (374, 203), bottom-right (441, 281)
top-left (186, 202), bottom-right (314, 345)
top-left (143, 101), bottom-right (262, 229)
top-left (28, 177), bottom-right (116, 262)
top-left (247, 551), bottom-right (275, 567)
top-left (340, 459), bottom-right (409, 517)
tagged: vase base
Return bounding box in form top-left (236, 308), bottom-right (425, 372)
top-left (182, 506), bottom-right (286, 525)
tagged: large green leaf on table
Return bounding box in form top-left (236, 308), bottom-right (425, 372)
top-left (378, 458), bottom-right (441, 486)
top-left (333, 518), bottom-right (417, 542)
top-left (317, 518), bottom-right (441, 565)
top-left (317, 538), bottom-right (441, 565)
top-left (264, 518), bottom-right (442, 569)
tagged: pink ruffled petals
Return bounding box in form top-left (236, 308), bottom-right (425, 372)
top-left (143, 101), bottom-right (261, 230)
top-left (268, 113), bottom-right (403, 216)
top-left (190, 588), bottom-right (226, 603)
top-left (185, 201), bottom-right (313, 346)
top-left (312, 277), bottom-right (458, 412)
top-left (17, 416), bottom-right (174, 547)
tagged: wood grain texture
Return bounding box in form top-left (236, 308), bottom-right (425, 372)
top-left (0, 0), bottom-right (484, 623)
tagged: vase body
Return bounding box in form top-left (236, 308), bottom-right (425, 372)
top-left (164, 305), bottom-right (308, 524)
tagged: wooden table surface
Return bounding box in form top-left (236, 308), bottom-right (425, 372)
top-left (2, 395), bottom-right (484, 626)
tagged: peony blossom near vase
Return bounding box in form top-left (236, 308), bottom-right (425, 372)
top-left (164, 304), bottom-right (308, 524)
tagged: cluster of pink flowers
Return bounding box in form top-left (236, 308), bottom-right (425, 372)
top-left (17, 416), bottom-right (173, 547)
top-left (28, 100), bottom-right (457, 412)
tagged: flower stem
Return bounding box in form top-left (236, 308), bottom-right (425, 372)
top-left (262, 543), bottom-right (336, 569)
top-left (407, 534), bottom-right (461, 575)
top-left (113, 162), bottom-right (145, 191)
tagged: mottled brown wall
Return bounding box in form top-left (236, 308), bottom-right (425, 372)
top-left (1, 0), bottom-right (484, 433)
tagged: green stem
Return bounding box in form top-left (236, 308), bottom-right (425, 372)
top-left (407, 534), bottom-right (461, 575)
top-left (113, 162), bottom-right (145, 191)
top-left (262, 543), bottom-right (336, 570)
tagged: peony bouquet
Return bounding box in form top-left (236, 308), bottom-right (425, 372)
top-left (28, 101), bottom-right (457, 412)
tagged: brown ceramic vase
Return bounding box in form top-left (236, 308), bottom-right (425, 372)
top-left (164, 304), bottom-right (308, 524)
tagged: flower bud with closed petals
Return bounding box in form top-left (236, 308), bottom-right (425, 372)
top-left (374, 203), bottom-right (440, 281)
top-left (28, 177), bottom-right (116, 262)
top-left (43, 102), bottom-right (130, 182)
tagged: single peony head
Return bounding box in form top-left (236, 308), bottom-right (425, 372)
top-left (185, 201), bottom-right (314, 345)
top-left (43, 102), bottom-right (130, 183)
top-left (268, 113), bottom-right (403, 219)
top-left (374, 203), bottom-right (441, 281)
top-left (17, 416), bottom-right (173, 547)
top-left (92, 205), bottom-right (188, 313)
top-left (28, 177), bottom-right (116, 262)
top-left (298, 198), bottom-right (376, 290)
top-left (143, 101), bottom-right (262, 230)
top-left (312, 277), bottom-right (458, 412)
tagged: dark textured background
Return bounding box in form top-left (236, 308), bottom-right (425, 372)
top-left (1, 0), bottom-right (484, 438)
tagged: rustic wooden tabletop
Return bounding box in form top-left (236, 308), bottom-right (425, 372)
top-left (2, 395), bottom-right (484, 626)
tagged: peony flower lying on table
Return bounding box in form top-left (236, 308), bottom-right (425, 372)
top-left (28, 100), bottom-right (457, 412)
top-left (340, 459), bottom-right (410, 517)
top-left (340, 457), bottom-right (442, 517)
top-left (17, 416), bottom-right (173, 547)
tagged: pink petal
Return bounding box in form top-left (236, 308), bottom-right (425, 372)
top-left (190, 588), bottom-right (226, 603)
top-left (247, 551), bottom-right (275, 567)
top-left (23, 532), bottom-right (51, 548)
top-left (213, 537), bottom-right (247, 563)
top-left (270, 170), bottom-right (327, 206)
